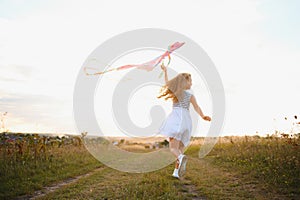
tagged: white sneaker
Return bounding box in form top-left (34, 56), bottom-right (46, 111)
top-left (172, 168), bottom-right (179, 178)
top-left (178, 154), bottom-right (187, 177)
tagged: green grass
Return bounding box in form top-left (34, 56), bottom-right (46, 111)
top-left (0, 145), bottom-right (102, 199)
top-left (203, 136), bottom-right (300, 199)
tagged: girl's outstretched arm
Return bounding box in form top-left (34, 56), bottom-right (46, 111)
top-left (190, 95), bottom-right (211, 121)
top-left (160, 63), bottom-right (168, 83)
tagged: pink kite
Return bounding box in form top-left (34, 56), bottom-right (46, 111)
top-left (84, 42), bottom-right (185, 76)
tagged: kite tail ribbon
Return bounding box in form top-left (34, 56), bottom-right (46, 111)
top-left (84, 42), bottom-right (185, 76)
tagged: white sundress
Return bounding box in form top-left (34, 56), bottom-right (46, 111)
top-left (159, 90), bottom-right (193, 147)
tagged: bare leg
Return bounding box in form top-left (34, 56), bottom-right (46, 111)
top-left (169, 137), bottom-right (181, 169)
top-left (169, 137), bottom-right (180, 158)
top-left (178, 141), bottom-right (185, 155)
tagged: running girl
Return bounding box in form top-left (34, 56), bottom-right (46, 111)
top-left (158, 64), bottom-right (211, 178)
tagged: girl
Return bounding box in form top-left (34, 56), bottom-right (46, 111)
top-left (158, 64), bottom-right (211, 178)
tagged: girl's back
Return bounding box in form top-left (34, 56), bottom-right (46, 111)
top-left (172, 90), bottom-right (192, 110)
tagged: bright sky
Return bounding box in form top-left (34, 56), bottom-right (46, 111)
top-left (0, 0), bottom-right (299, 136)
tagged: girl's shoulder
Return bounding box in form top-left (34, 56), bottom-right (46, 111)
top-left (184, 90), bottom-right (193, 99)
top-left (184, 89), bottom-right (193, 96)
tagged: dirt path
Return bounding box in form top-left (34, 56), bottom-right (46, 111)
top-left (181, 178), bottom-right (207, 200)
top-left (184, 157), bottom-right (290, 200)
top-left (15, 156), bottom-right (287, 199)
top-left (15, 167), bottom-right (105, 200)
top-left (16, 164), bottom-right (208, 200)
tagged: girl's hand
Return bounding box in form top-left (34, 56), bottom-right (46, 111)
top-left (160, 63), bottom-right (167, 72)
top-left (202, 116), bottom-right (211, 121)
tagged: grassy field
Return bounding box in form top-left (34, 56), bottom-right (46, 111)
top-left (207, 136), bottom-right (300, 198)
top-left (0, 133), bottom-right (299, 199)
top-left (0, 133), bottom-right (102, 199)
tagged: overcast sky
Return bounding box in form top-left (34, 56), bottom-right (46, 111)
top-left (0, 0), bottom-right (299, 136)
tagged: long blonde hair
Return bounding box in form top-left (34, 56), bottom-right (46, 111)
top-left (157, 73), bottom-right (191, 103)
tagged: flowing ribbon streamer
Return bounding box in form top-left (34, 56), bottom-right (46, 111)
top-left (84, 42), bottom-right (185, 76)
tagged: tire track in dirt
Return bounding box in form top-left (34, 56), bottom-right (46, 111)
top-left (178, 157), bottom-right (208, 200)
top-left (181, 178), bottom-right (207, 200)
top-left (15, 167), bottom-right (105, 200)
top-left (184, 157), bottom-right (290, 199)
